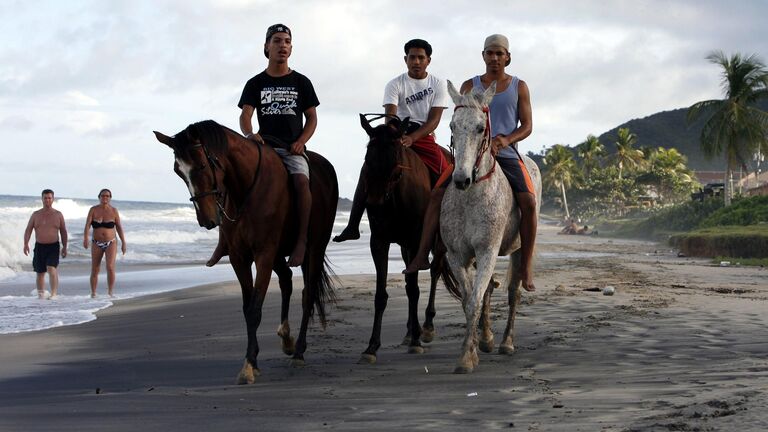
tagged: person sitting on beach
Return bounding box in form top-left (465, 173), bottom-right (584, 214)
top-left (560, 218), bottom-right (579, 235)
top-left (207, 23), bottom-right (319, 268)
top-left (83, 188), bottom-right (126, 298)
top-left (334, 38), bottom-right (451, 243)
top-left (23, 189), bottom-right (68, 299)
top-left (576, 225), bottom-right (597, 236)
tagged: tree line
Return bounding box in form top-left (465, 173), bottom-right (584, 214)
top-left (537, 50), bottom-right (768, 220)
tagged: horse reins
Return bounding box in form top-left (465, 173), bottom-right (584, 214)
top-left (453, 105), bottom-right (495, 183)
top-left (188, 137), bottom-right (263, 223)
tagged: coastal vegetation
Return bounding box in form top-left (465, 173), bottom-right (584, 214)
top-left (686, 51), bottom-right (768, 205)
top-left (537, 50), bottom-right (768, 260)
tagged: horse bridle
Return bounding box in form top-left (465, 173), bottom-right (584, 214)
top-left (186, 137), bottom-right (262, 223)
top-left (452, 105), bottom-right (495, 183)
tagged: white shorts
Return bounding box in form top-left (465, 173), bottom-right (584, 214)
top-left (273, 148), bottom-right (310, 179)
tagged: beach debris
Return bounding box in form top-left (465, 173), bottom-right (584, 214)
top-left (671, 283), bottom-right (687, 288)
top-left (424, 366), bottom-right (429, 374)
top-left (583, 287), bottom-right (601, 292)
top-left (95, 388), bottom-right (101, 394)
top-left (553, 403), bottom-right (564, 408)
top-left (677, 252), bottom-right (686, 257)
top-left (467, 392), bottom-right (478, 397)
top-left (554, 284), bottom-right (567, 293)
top-left (147, 387), bottom-right (155, 392)
top-left (720, 261), bottom-right (731, 267)
top-left (602, 286), bottom-right (615, 296)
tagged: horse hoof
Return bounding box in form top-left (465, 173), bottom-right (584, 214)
top-left (407, 345), bottom-right (424, 354)
top-left (453, 365), bottom-right (473, 374)
top-left (281, 337), bottom-right (296, 356)
top-left (479, 339), bottom-right (495, 353)
top-left (358, 353), bottom-right (377, 365)
top-left (421, 328), bottom-right (435, 343)
top-left (236, 360), bottom-right (260, 385)
top-left (290, 358), bottom-right (306, 368)
top-left (499, 344), bottom-right (515, 355)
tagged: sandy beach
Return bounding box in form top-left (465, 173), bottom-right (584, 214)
top-left (1, 224), bottom-right (766, 431)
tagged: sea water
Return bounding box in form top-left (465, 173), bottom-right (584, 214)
top-left (0, 194), bottom-right (398, 334)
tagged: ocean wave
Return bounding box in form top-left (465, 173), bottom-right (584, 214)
top-left (120, 206), bottom-right (197, 223)
top-left (129, 229), bottom-right (217, 245)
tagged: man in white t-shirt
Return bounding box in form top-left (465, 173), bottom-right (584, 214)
top-left (334, 39), bottom-right (451, 242)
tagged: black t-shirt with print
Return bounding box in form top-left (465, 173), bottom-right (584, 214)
top-left (238, 70), bottom-right (319, 147)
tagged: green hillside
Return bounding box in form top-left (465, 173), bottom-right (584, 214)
top-left (595, 99), bottom-right (768, 171)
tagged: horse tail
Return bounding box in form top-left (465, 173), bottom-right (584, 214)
top-left (312, 255), bottom-right (338, 328)
top-left (437, 255), bottom-right (462, 300)
top-left (305, 150), bottom-right (340, 328)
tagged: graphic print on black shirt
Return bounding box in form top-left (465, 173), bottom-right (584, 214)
top-left (260, 87), bottom-right (298, 115)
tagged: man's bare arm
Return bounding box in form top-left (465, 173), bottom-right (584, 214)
top-left (23, 213), bottom-right (35, 255)
top-left (291, 106), bottom-right (317, 154)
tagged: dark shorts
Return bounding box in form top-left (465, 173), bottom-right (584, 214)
top-left (497, 157), bottom-right (535, 194)
top-left (33, 242), bottom-right (60, 273)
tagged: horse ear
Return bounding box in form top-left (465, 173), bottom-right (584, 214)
top-left (359, 113), bottom-right (374, 136)
top-left (447, 80), bottom-right (462, 105)
top-left (398, 116), bottom-right (410, 136)
top-left (154, 131), bottom-right (174, 148)
top-left (481, 81), bottom-right (497, 105)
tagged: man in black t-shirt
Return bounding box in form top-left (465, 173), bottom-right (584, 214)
top-left (207, 23), bottom-right (318, 268)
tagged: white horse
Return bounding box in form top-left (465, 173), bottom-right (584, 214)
top-left (441, 80), bottom-right (542, 374)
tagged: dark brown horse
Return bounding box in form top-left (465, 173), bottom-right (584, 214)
top-left (357, 114), bottom-right (458, 364)
top-left (154, 120), bottom-right (338, 384)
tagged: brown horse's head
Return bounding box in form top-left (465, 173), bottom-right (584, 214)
top-left (154, 120), bottom-right (229, 229)
top-left (360, 114), bottom-right (409, 205)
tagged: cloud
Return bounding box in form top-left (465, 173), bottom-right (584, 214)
top-left (107, 153), bottom-right (134, 168)
top-left (0, 115), bottom-right (33, 130)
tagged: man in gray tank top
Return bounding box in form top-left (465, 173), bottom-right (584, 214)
top-left (457, 34), bottom-right (538, 292)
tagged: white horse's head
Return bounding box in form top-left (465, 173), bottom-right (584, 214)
top-left (447, 80), bottom-right (497, 190)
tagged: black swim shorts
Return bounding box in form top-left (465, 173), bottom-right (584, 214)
top-left (497, 156), bottom-right (535, 194)
top-left (33, 242), bottom-right (60, 273)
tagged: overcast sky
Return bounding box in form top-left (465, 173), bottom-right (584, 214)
top-left (1, 0), bottom-right (766, 203)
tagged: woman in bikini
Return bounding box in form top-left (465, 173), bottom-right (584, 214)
top-left (83, 188), bottom-right (127, 298)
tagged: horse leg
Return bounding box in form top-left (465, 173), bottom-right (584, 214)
top-left (478, 277), bottom-right (498, 353)
top-left (231, 256), bottom-right (267, 385)
top-left (455, 253), bottom-right (496, 374)
top-left (291, 245), bottom-right (324, 368)
top-left (404, 268), bottom-right (424, 354)
top-left (421, 253), bottom-right (442, 343)
top-left (500, 250), bottom-right (523, 355)
top-left (359, 239), bottom-right (390, 364)
top-left (272, 257), bottom-right (296, 356)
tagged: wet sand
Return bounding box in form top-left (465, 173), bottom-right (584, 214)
top-left (1, 224), bottom-right (766, 431)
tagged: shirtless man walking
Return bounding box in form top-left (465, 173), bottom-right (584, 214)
top-left (23, 189), bottom-right (68, 299)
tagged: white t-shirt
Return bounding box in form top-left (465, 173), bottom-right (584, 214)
top-left (382, 73), bottom-right (449, 125)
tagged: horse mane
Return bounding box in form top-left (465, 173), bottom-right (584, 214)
top-left (182, 120), bottom-right (232, 154)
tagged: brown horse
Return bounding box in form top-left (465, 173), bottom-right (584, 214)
top-left (357, 114), bottom-right (458, 364)
top-left (154, 120), bottom-right (338, 384)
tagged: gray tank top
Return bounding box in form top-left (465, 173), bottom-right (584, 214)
top-left (472, 75), bottom-right (520, 159)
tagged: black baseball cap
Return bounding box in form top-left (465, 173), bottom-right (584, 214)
top-left (266, 24), bottom-right (291, 42)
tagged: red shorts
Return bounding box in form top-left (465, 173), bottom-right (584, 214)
top-left (410, 135), bottom-right (450, 176)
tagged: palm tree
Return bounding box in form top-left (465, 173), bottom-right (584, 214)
top-left (687, 51), bottom-right (768, 205)
top-left (543, 144), bottom-right (577, 219)
top-left (576, 134), bottom-right (605, 174)
top-left (642, 147), bottom-right (697, 202)
top-left (613, 128), bottom-right (644, 179)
